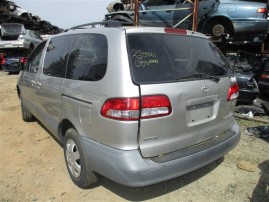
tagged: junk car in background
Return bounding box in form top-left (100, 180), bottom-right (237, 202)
top-left (0, 0), bottom-right (63, 35)
top-left (227, 50), bottom-right (269, 104)
top-left (105, 0), bottom-right (268, 41)
top-left (230, 51), bottom-right (260, 104)
top-left (202, 0), bottom-right (269, 42)
top-left (0, 48), bottom-right (27, 73)
top-left (0, 23), bottom-right (42, 52)
top-left (256, 54), bottom-right (269, 97)
top-left (0, 23), bottom-right (42, 73)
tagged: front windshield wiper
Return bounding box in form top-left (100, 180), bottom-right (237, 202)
top-left (179, 73), bottom-right (220, 83)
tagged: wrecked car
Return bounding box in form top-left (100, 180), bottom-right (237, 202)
top-left (256, 55), bottom-right (269, 97)
top-left (201, 0), bottom-right (269, 42)
top-left (227, 51), bottom-right (260, 105)
top-left (1, 48), bottom-right (27, 73)
top-left (234, 72), bottom-right (259, 104)
top-left (105, 0), bottom-right (268, 41)
top-left (0, 0), bottom-right (62, 35)
top-left (105, 0), bottom-right (219, 31)
top-left (0, 23), bottom-right (42, 52)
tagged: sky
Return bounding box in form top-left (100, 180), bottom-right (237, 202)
top-left (12, 0), bottom-right (113, 29)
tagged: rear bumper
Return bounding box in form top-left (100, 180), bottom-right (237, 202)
top-left (2, 64), bottom-right (22, 73)
top-left (82, 120), bottom-right (240, 187)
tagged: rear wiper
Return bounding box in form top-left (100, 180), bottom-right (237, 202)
top-left (179, 73), bottom-right (220, 83)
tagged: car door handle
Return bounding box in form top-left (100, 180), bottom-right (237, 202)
top-left (166, 10), bottom-right (172, 13)
top-left (30, 80), bottom-right (35, 87)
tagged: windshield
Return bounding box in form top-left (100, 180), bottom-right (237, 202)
top-left (127, 33), bottom-right (232, 84)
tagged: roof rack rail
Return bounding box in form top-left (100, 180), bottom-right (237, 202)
top-left (65, 20), bottom-right (134, 32)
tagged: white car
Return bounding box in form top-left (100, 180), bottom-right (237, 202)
top-left (0, 23), bottom-right (42, 52)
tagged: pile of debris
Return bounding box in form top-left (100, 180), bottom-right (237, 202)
top-left (0, 0), bottom-right (62, 35)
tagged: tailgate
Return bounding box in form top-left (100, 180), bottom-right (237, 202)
top-left (126, 30), bottom-right (236, 158)
top-left (139, 79), bottom-right (235, 157)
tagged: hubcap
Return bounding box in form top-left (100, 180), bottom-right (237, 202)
top-left (212, 24), bottom-right (225, 37)
top-left (65, 139), bottom-right (81, 178)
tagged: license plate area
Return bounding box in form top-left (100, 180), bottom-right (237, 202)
top-left (186, 96), bottom-right (220, 126)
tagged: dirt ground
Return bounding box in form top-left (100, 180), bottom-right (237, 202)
top-left (0, 71), bottom-right (268, 202)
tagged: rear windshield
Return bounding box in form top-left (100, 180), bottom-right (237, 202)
top-left (127, 34), bottom-right (232, 84)
top-left (0, 23), bottom-right (22, 38)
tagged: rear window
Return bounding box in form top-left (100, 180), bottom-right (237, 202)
top-left (127, 34), bottom-right (232, 84)
top-left (0, 23), bottom-right (22, 38)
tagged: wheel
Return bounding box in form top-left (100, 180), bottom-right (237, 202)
top-left (21, 99), bottom-right (34, 122)
top-left (64, 128), bottom-right (99, 188)
top-left (211, 23), bottom-right (225, 37)
top-left (203, 18), bottom-right (233, 39)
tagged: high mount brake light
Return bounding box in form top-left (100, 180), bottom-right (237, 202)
top-left (101, 95), bottom-right (172, 121)
top-left (164, 28), bottom-right (187, 35)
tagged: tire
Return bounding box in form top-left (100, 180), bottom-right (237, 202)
top-left (21, 99), bottom-right (35, 122)
top-left (203, 18), bottom-right (232, 39)
top-left (64, 128), bottom-right (99, 189)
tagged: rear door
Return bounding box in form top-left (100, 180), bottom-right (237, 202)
top-left (127, 32), bottom-right (235, 157)
top-left (35, 35), bottom-right (73, 133)
top-left (18, 41), bottom-right (46, 116)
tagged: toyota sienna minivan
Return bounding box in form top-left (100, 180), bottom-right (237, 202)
top-left (17, 23), bottom-right (240, 188)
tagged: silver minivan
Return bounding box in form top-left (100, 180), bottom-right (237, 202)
top-left (17, 24), bottom-right (240, 188)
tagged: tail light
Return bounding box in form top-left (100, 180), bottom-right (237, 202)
top-left (227, 77), bottom-right (239, 101)
top-left (141, 95), bottom-right (172, 119)
top-left (101, 95), bottom-right (172, 121)
top-left (257, 8), bottom-right (267, 13)
top-left (19, 57), bottom-right (27, 65)
top-left (0, 56), bottom-right (6, 65)
top-left (261, 73), bottom-right (269, 79)
top-left (101, 98), bottom-right (140, 121)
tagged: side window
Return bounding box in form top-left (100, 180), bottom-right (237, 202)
top-left (66, 34), bottom-right (107, 81)
top-left (29, 31), bottom-right (35, 38)
top-left (27, 41), bottom-right (46, 73)
top-left (43, 35), bottom-right (73, 77)
top-left (33, 32), bottom-right (42, 40)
